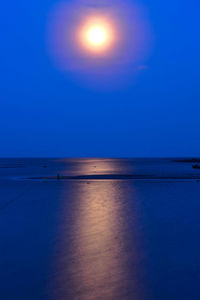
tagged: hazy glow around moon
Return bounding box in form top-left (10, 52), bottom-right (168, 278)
top-left (47, 0), bottom-right (153, 87)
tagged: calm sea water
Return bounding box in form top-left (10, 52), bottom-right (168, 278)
top-left (0, 158), bottom-right (200, 299)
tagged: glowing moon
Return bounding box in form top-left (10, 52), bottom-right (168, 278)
top-left (87, 26), bottom-right (107, 46)
top-left (79, 17), bottom-right (115, 53)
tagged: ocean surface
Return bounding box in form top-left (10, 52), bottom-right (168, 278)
top-left (0, 158), bottom-right (200, 299)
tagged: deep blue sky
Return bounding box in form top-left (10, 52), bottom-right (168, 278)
top-left (1, 0), bottom-right (200, 157)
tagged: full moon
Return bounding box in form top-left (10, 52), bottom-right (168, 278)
top-left (79, 17), bottom-right (114, 53)
top-left (87, 26), bottom-right (107, 46)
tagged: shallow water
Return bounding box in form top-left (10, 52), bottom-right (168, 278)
top-left (0, 158), bottom-right (200, 299)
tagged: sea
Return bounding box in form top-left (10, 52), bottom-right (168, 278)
top-left (0, 158), bottom-right (200, 299)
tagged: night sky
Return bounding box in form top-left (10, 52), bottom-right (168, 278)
top-left (1, 0), bottom-right (200, 157)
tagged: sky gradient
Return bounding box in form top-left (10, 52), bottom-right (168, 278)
top-left (1, 0), bottom-right (200, 157)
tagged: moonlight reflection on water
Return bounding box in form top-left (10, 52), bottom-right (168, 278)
top-left (51, 178), bottom-right (147, 299)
